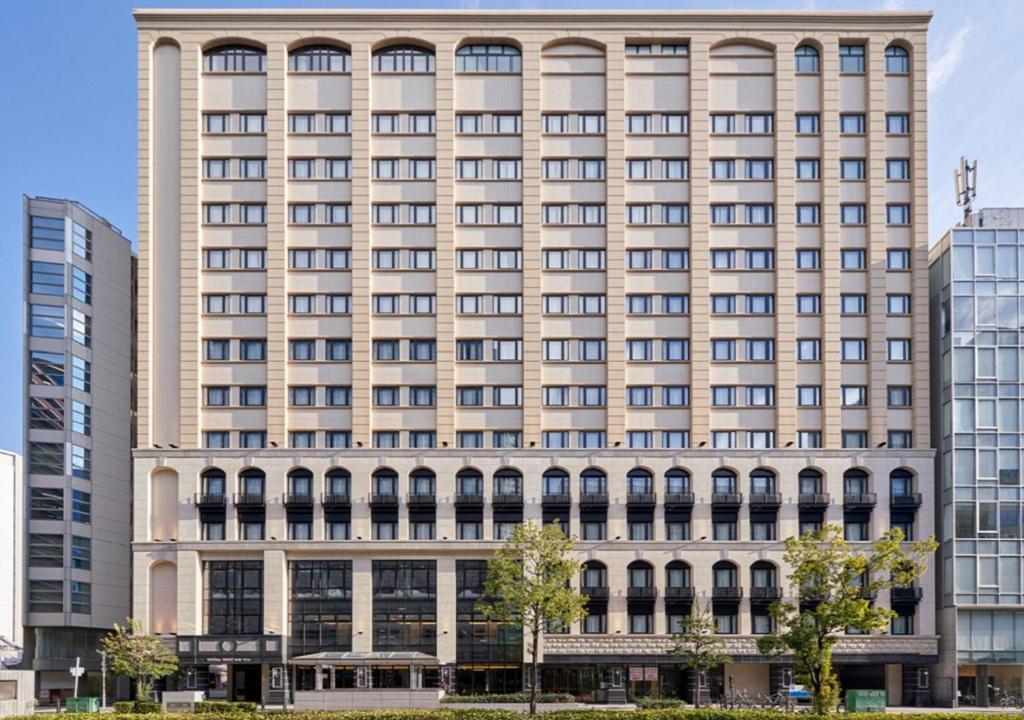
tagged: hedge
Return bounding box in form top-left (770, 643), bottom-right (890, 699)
top-left (441, 693), bottom-right (576, 704)
top-left (17, 711), bottom-right (1024, 720)
top-left (111, 700), bottom-right (163, 713)
top-left (194, 701), bottom-right (260, 713)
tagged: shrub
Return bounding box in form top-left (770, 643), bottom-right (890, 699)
top-left (112, 701), bottom-right (136, 713)
top-left (133, 701), bottom-right (164, 713)
top-left (194, 701), bottom-right (257, 713)
top-left (441, 692), bottom-right (575, 704)
top-left (636, 698), bottom-right (688, 708)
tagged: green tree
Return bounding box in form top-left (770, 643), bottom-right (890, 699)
top-left (101, 619), bottom-right (179, 701)
top-left (670, 601), bottom-right (731, 707)
top-left (756, 524), bottom-right (937, 714)
top-left (477, 521), bottom-right (589, 715)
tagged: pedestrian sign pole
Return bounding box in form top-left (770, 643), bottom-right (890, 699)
top-left (70, 656), bottom-right (85, 698)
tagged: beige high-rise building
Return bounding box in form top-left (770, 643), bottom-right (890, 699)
top-left (132, 8), bottom-right (935, 706)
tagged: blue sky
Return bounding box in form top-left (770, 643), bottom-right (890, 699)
top-left (0, 0), bottom-right (1020, 453)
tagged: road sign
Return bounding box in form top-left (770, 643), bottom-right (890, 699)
top-left (70, 656), bottom-right (84, 697)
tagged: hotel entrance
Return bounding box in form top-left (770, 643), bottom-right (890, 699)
top-left (232, 666), bottom-right (262, 703)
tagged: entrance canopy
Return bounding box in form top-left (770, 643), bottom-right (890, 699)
top-left (291, 652), bottom-right (439, 667)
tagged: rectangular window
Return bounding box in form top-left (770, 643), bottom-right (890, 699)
top-left (795, 114), bottom-right (820, 134)
top-left (840, 113), bottom-right (866, 134)
top-left (887, 204), bottom-right (911, 225)
top-left (29, 580), bottom-right (63, 613)
top-left (886, 113), bottom-right (911, 134)
top-left (30, 261), bottom-right (64, 296)
top-left (29, 488), bottom-right (63, 520)
top-left (839, 45), bottom-right (866, 73)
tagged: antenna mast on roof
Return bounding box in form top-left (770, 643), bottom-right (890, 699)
top-left (954, 156), bottom-right (978, 226)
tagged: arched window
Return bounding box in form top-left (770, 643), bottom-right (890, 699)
top-left (290, 45), bottom-right (350, 72)
top-left (799, 469), bottom-right (823, 494)
top-left (372, 468), bottom-right (398, 496)
top-left (750, 468), bottom-right (776, 494)
top-left (456, 44), bottom-right (521, 73)
top-left (456, 468), bottom-right (483, 497)
top-left (628, 561), bottom-right (653, 588)
top-left (751, 561), bottom-right (777, 588)
top-left (287, 468), bottom-right (313, 497)
top-left (712, 561), bottom-right (738, 588)
top-left (665, 468), bottom-right (690, 495)
top-left (493, 468), bottom-right (522, 497)
top-left (886, 45), bottom-right (910, 73)
top-left (373, 45), bottom-right (435, 73)
top-left (410, 468), bottom-right (436, 497)
top-left (582, 561), bottom-right (607, 589)
top-left (238, 468), bottom-right (265, 496)
top-left (580, 468), bottom-right (606, 495)
top-left (844, 469), bottom-right (870, 495)
top-left (325, 468), bottom-right (351, 497)
top-left (795, 44), bottom-right (820, 73)
top-left (542, 469), bottom-right (570, 496)
top-left (201, 468), bottom-right (226, 496)
top-left (204, 45), bottom-right (265, 73)
top-left (890, 469), bottom-right (914, 497)
top-left (627, 469), bottom-right (653, 494)
top-left (666, 561), bottom-right (691, 588)
top-left (712, 468), bottom-right (737, 493)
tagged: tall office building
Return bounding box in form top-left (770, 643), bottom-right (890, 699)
top-left (930, 208), bottom-right (1024, 706)
top-left (133, 9), bottom-right (935, 705)
top-left (23, 196), bottom-right (135, 703)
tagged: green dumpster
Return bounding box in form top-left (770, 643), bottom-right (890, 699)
top-left (846, 689), bottom-right (886, 712)
top-left (64, 696), bottom-right (101, 712)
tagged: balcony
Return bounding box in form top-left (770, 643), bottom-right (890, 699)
top-left (664, 586), bottom-right (696, 601)
top-left (712, 586), bottom-right (743, 601)
top-left (542, 493), bottom-right (571, 507)
top-left (283, 493), bottom-right (313, 508)
top-left (627, 493), bottom-right (657, 507)
top-left (194, 493), bottom-right (226, 510)
top-left (749, 492), bottom-right (782, 510)
top-left (799, 492), bottom-right (831, 509)
top-left (581, 586), bottom-right (610, 599)
top-left (890, 493), bottom-right (923, 509)
top-left (321, 493), bottom-right (351, 510)
top-left (750, 586), bottom-right (783, 601)
top-left (370, 493), bottom-right (399, 507)
top-left (233, 493), bottom-right (265, 509)
top-left (843, 492), bottom-right (877, 509)
top-left (665, 492), bottom-right (695, 509)
top-left (492, 493), bottom-right (524, 508)
top-left (407, 493), bottom-right (436, 508)
top-left (627, 586), bottom-right (657, 600)
top-left (891, 586), bottom-right (923, 604)
top-left (579, 492), bottom-right (609, 508)
top-left (454, 492), bottom-right (484, 507)
top-left (712, 492), bottom-right (743, 508)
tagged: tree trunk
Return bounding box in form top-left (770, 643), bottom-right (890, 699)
top-left (529, 627), bottom-right (540, 716)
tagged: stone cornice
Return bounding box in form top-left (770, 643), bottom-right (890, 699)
top-left (133, 9), bottom-right (932, 32)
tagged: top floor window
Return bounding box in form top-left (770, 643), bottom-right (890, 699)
top-left (839, 44), bottom-right (866, 73)
top-left (456, 44), bottom-right (521, 72)
top-left (204, 45), bottom-right (266, 73)
top-left (373, 45), bottom-right (435, 73)
top-left (795, 45), bottom-right (819, 73)
top-left (289, 45), bottom-right (351, 72)
top-left (886, 45), bottom-right (910, 73)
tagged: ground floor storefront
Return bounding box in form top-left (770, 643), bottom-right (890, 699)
top-left (956, 664), bottom-right (1024, 707)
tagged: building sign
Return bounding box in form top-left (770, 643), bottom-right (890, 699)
top-left (629, 667), bottom-right (644, 681)
top-left (644, 667), bottom-right (659, 681)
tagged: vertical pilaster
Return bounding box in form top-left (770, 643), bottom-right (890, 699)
top-left (265, 44), bottom-right (288, 446)
top-left (350, 42), bottom-right (372, 445)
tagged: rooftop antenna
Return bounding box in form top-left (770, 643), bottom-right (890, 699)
top-left (954, 156), bottom-right (978, 226)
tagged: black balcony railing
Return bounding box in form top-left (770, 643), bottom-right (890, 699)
top-left (712, 492), bottom-right (743, 507)
top-left (799, 492), bottom-right (831, 508)
top-left (627, 492), bottom-right (657, 507)
top-left (664, 586), bottom-right (696, 600)
top-left (370, 493), bottom-right (399, 506)
top-left (712, 586), bottom-right (743, 600)
top-left (407, 493), bottom-right (436, 507)
top-left (283, 493), bottom-right (314, 508)
top-left (750, 586), bottom-right (783, 601)
top-left (542, 493), bottom-right (571, 506)
top-left (454, 492), bottom-right (484, 506)
top-left (581, 586), bottom-right (610, 599)
top-left (579, 492), bottom-right (609, 507)
top-left (492, 493), bottom-right (524, 507)
top-left (891, 493), bottom-right (923, 508)
top-left (233, 493), bottom-right (265, 508)
top-left (627, 586), bottom-right (657, 599)
top-left (843, 492), bottom-right (877, 508)
top-left (194, 493), bottom-right (226, 509)
top-left (321, 493), bottom-right (351, 509)
top-left (891, 586), bottom-right (923, 603)
top-left (665, 492), bottom-right (695, 508)
top-left (749, 492), bottom-right (782, 509)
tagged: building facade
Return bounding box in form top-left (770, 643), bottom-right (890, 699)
top-left (133, 9), bottom-right (935, 705)
top-left (930, 208), bottom-right (1024, 707)
top-left (23, 196), bottom-right (135, 704)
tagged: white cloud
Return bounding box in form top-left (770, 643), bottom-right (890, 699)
top-left (929, 26), bottom-right (969, 93)
top-left (880, 0), bottom-right (906, 9)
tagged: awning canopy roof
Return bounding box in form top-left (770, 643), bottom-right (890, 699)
top-left (290, 651), bottom-right (439, 666)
